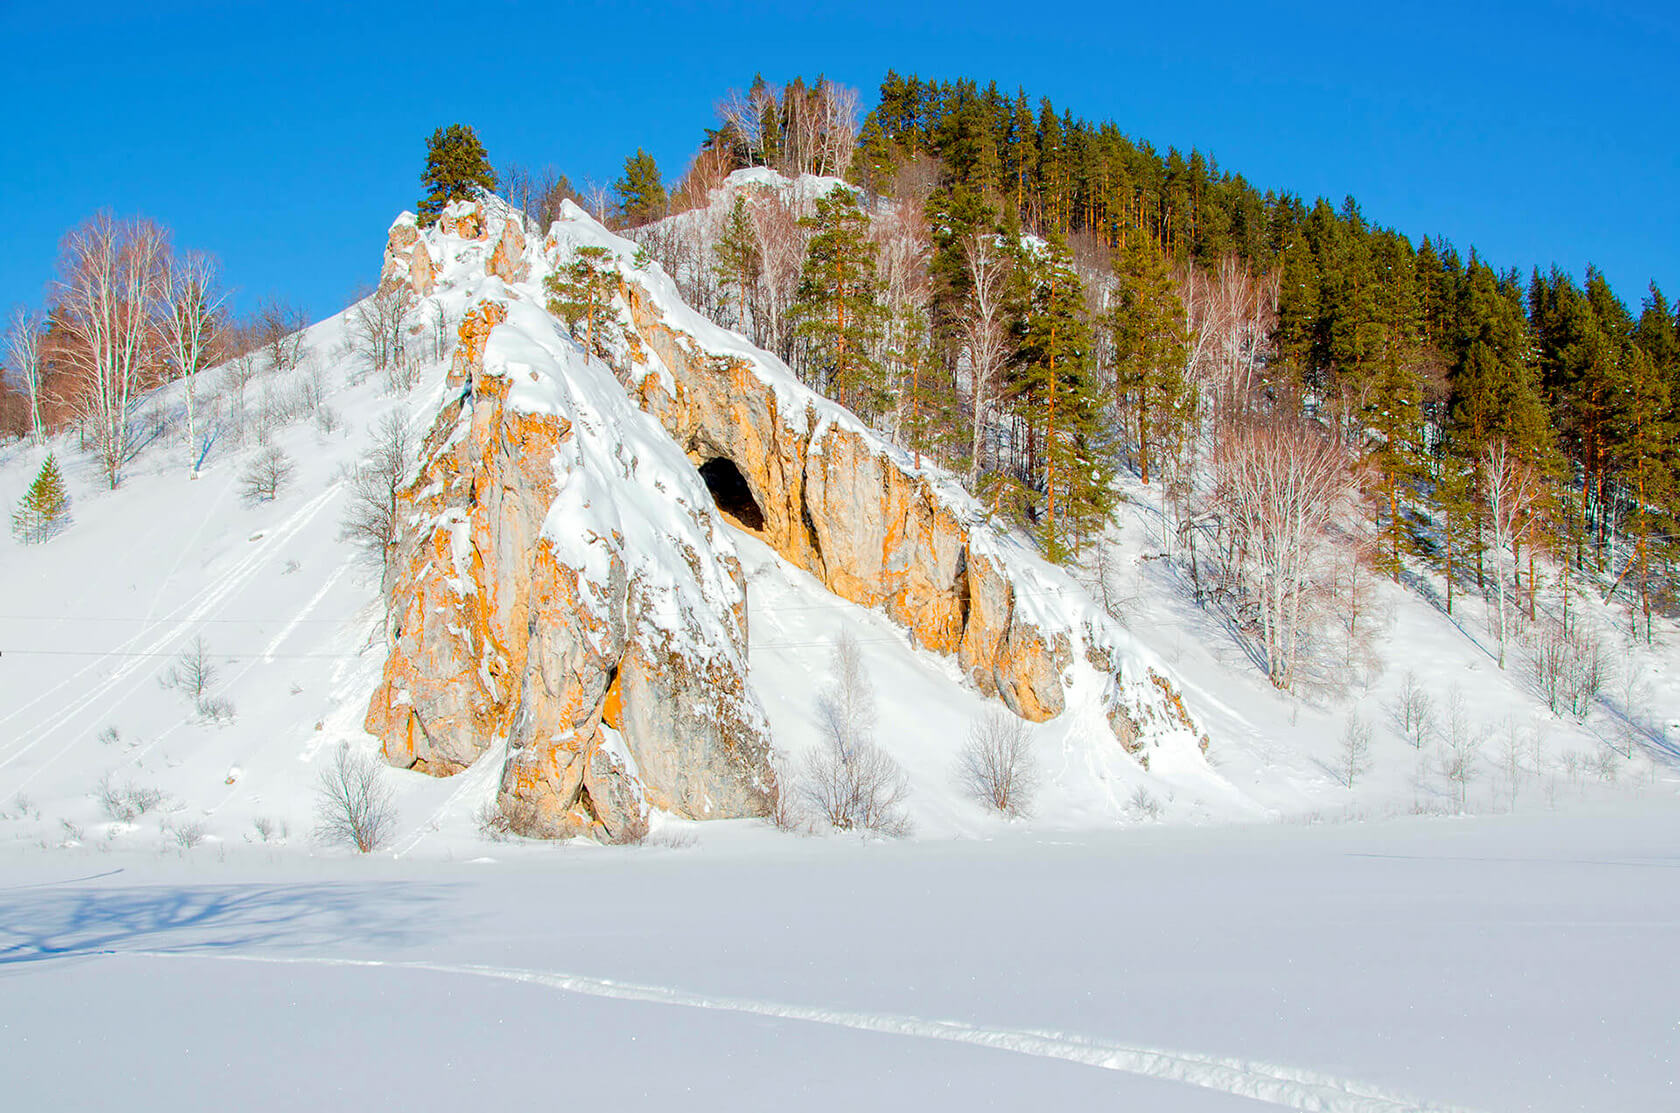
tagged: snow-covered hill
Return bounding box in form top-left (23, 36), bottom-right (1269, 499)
top-left (1, 188), bottom-right (1676, 865)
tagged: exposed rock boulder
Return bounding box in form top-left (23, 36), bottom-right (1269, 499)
top-left (378, 214), bottom-right (436, 296)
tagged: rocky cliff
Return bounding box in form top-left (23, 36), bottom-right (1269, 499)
top-left (365, 200), bottom-right (774, 841)
top-left (364, 191), bottom-right (1209, 842)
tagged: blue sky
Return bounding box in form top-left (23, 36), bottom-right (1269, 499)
top-left (3, 0), bottom-right (1675, 324)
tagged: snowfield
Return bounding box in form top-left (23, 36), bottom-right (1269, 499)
top-left (4, 809), bottom-right (1677, 1111)
top-left (2, 192), bottom-right (1679, 1111)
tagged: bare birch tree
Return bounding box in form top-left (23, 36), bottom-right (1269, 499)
top-left (747, 190), bottom-right (805, 362)
top-left (960, 232), bottom-right (1011, 488)
top-left (1480, 439), bottom-right (1542, 668)
top-left (54, 212), bottom-right (170, 488)
top-left (4, 305), bottom-right (46, 444)
top-left (1207, 417), bottom-right (1359, 689)
top-left (160, 250), bottom-right (227, 475)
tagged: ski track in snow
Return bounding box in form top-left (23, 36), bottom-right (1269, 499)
top-left (115, 949), bottom-right (1479, 1113)
top-left (0, 486), bottom-right (340, 789)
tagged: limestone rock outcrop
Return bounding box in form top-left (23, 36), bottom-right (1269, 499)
top-left (364, 282), bottom-right (776, 841)
top-left (364, 189), bottom-right (1210, 841)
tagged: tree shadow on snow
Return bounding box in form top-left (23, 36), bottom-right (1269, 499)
top-left (0, 880), bottom-right (445, 967)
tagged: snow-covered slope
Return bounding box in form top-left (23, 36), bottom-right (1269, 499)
top-left (1, 188), bottom-right (1676, 862)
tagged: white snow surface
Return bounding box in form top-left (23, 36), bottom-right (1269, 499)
top-left (2, 185), bottom-right (1678, 1110)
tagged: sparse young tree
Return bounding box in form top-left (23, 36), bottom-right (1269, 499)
top-left (1338, 712), bottom-right (1373, 788)
top-left (1437, 688), bottom-right (1480, 811)
top-left (314, 744), bottom-right (396, 853)
top-left (1389, 671), bottom-right (1434, 749)
top-left (240, 445), bottom-right (295, 504)
top-left (957, 711), bottom-right (1038, 815)
top-left (340, 410), bottom-right (412, 597)
top-left (10, 453), bottom-right (72, 543)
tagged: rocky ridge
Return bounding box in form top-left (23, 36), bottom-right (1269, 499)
top-left (365, 191), bottom-right (1210, 841)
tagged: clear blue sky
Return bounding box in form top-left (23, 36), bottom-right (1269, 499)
top-left (3, 0), bottom-right (1675, 324)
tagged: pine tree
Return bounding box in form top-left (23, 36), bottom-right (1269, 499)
top-left (613, 148), bottom-right (667, 228)
top-left (1108, 235), bottom-right (1191, 485)
top-left (417, 124), bottom-right (497, 226)
top-left (713, 195), bottom-right (762, 330)
top-left (1008, 234), bottom-right (1113, 560)
top-left (544, 246), bottom-right (621, 357)
top-left (791, 188), bottom-right (887, 414)
top-left (11, 453), bottom-right (72, 544)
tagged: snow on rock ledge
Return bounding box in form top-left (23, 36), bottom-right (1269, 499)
top-left (365, 201), bottom-right (776, 840)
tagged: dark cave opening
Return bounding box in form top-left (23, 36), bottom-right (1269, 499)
top-left (698, 457), bottom-right (766, 532)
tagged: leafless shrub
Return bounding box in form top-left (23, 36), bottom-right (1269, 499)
top-left (1128, 786), bottom-right (1162, 821)
top-left (10, 793), bottom-right (40, 821)
top-left (475, 799), bottom-right (517, 842)
top-left (239, 445), bottom-right (295, 504)
top-left (1592, 745), bottom-right (1621, 784)
top-left (1338, 712), bottom-right (1373, 788)
top-left (257, 296), bottom-right (309, 373)
top-left (168, 819), bottom-right (208, 849)
top-left (1389, 671), bottom-right (1434, 748)
top-left (97, 774), bottom-right (168, 822)
top-left (957, 711), bottom-right (1039, 816)
top-left (313, 744), bottom-right (396, 853)
top-left (59, 817), bottom-right (84, 844)
top-left (798, 633), bottom-right (911, 836)
top-left (98, 725), bottom-right (121, 746)
top-left (384, 351), bottom-right (423, 394)
top-left (766, 757), bottom-right (805, 832)
top-left (251, 815), bottom-right (286, 843)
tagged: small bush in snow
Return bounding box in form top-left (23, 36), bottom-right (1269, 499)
top-left (957, 711), bottom-right (1038, 816)
top-left (168, 819), bottom-right (208, 850)
top-left (163, 636), bottom-right (219, 716)
top-left (98, 725), bottom-right (120, 747)
top-left (475, 800), bottom-right (515, 842)
top-left (97, 774), bottom-right (168, 823)
top-left (314, 744), bottom-right (396, 853)
top-left (1128, 786), bottom-right (1162, 821)
top-left (251, 815), bottom-right (286, 843)
top-left (240, 445), bottom-right (295, 504)
top-left (798, 633), bottom-right (911, 837)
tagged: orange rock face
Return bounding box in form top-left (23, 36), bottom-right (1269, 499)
top-left (363, 298), bottom-right (776, 841)
top-left (621, 283), bottom-right (1075, 722)
top-left (487, 218), bottom-right (528, 283)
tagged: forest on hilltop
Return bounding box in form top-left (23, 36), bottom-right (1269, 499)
top-left (7, 70), bottom-right (1676, 699)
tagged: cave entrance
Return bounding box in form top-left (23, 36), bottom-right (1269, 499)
top-left (699, 457), bottom-right (765, 533)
